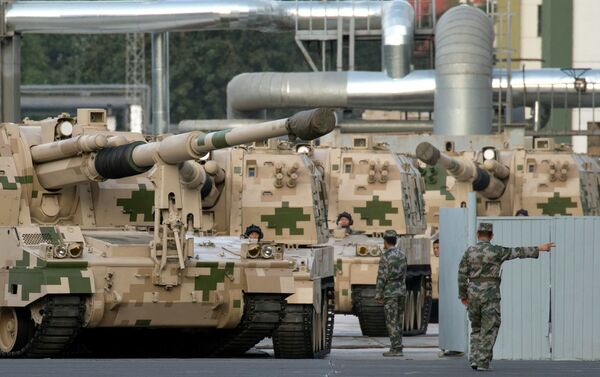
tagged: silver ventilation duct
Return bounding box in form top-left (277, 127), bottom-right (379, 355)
top-left (6, 0), bottom-right (415, 133)
top-left (5, 0), bottom-right (406, 34)
top-left (382, 1), bottom-right (414, 78)
top-left (434, 5), bottom-right (494, 135)
top-left (227, 69), bottom-right (600, 119)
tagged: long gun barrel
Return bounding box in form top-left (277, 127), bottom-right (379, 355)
top-left (35, 108), bottom-right (336, 189)
top-left (415, 141), bottom-right (506, 199)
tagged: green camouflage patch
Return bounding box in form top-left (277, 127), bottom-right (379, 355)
top-left (15, 176), bottom-right (33, 184)
top-left (233, 299), bottom-right (241, 309)
top-left (335, 258), bottom-right (343, 275)
top-left (135, 319), bottom-right (152, 327)
top-left (32, 190), bottom-right (38, 198)
top-left (517, 164), bottom-right (523, 172)
top-left (0, 175), bottom-right (33, 190)
top-left (8, 251), bottom-right (92, 301)
top-left (40, 226), bottom-right (60, 244)
top-left (116, 184), bottom-right (155, 222)
top-left (419, 166), bottom-right (454, 200)
top-left (194, 262), bottom-right (235, 301)
top-left (353, 196), bottom-right (398, 226)
top-left (342, 289), bottom-right (348, 296)
top-left (332, 164), bottom-right (339, 171)
top-left (261, 202), bottom-right (311, 235)
top-left (234, 166), bottom-right (242, 175)
top-left (537, 192), bottom-right (577, 216)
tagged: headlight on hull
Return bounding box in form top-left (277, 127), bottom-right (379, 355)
top-left (261, 245), bottom-right (274, 259)
top-left (369, 247), bottom-right (382, 257)
top-left (356, 246), bottom-right (369, 257)
top-left (247, 245), bottom-right (261, 258)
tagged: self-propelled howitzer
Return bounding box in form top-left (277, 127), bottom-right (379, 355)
top-left (0, 108), bottom-right (335, 358)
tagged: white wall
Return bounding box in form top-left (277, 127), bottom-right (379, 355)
top-left (572, 0), bottom-right (600, 153)
top-left (520, 0), bottom-right (542, 70)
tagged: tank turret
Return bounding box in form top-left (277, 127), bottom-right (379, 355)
top-left (33, 108), bottom-right (336, 190)
top-left (416, 141), bottom-right (506, 199)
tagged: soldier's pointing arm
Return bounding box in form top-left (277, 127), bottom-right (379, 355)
top-left (457, 250), bottom-right (469, 300)
top-left (497, 245), bottom-right (539, 262)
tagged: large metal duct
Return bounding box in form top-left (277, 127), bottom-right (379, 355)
top-left (6, 0), bottom-right (415, 133)
top-left (382, 1), bottom-right (414, 78)
top-left (5, 0), bottom-right (407, 34)
top-left (226, 70), bottom-right (435, 118)
top-left (434, 5), bottom-right (494, 135)
top-left (227, 68), bottom-right (600, 118)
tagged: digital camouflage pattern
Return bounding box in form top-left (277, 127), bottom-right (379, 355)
top-left (384, 295), bottom-right (406, 352)
top-left (458, 240), bottom-right (539, 369)
top-left (416, 140), bottom-right (600, 306)
top-left (375, 246), bottom-right (407, 352)
top-left (375, 247), bottom-right (408, 300)
top-left (0, 109), bottom-right (335, 357)
top-left (205, 139), bottom-right (335, 358)
top-left (209, 140), bottom-right (329, 245)
top-left (309, 137), bottom-right (431, 336)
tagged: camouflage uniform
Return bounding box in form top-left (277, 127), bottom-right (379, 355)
top-left (458, 223), bottom-right (539, 369)
top-left (375, 230), bottom-right (408, 353)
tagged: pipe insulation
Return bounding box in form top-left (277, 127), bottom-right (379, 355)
top-left (5, 0), bottom-right (408, 34)
top-left (226, 68), bottom-right (600, 119)
top-left (382, 0), bottom-right (414, 78)
top-left (434, 5), bottom-right (494, 135)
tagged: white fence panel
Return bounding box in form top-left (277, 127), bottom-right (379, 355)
top-left (481, 217), bottom-right (552, 360)
top-left (438, 207), bottom-right (469, 353)
top-left (552, 217), bottom-right (600, 360)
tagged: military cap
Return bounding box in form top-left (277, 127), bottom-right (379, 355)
top-left (244, 224), bottom-right (264, 240)
top-left (336, 211), bottom-right (354, 225)
top-left (477, 223), bottom-right (493, 233)
top-left (383, 229), bottom-right (398, 238)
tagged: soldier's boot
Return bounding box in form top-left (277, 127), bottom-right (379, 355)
top-left (470, 363), bottom-right (478, 370)
top-left (476, 366), bottom-right (490, 371)
top-left (383, 349), bottom-right (404, 357)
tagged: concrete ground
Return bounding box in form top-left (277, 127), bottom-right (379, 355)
top-left (1, 315), bottom-right (599, 377)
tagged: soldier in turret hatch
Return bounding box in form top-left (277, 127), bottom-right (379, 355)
top-left (458, 222), bottom-right (554, 371)
top-left (244, 224), bottom-right (264, 241)
top-left (336, 212), bottom-right (354, 234)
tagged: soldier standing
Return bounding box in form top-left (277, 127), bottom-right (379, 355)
top-left (375, 230), bottom-right (407, 357)
top-left (458, 223), bottom-right (554, 371)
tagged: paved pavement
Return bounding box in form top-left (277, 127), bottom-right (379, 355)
top-left (1, 315), bottom-right (599, 376)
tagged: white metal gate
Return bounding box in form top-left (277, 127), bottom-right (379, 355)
top-left (438, 207), bottom-right (469, 353)
top-left (552, 217), bottom-right (600, 360)
top-left (439, 213), bottom-right (600, 360)
top-left (484, 217), bottom-right (552, 360)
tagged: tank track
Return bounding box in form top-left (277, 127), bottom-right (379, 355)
top-left (351, 285), bottom-right (388, 337)
top-left (210, 293), bottom-right (287, 357)
top-left (404, 274), bottom-right (433, 336)
top-left (324, 287), bottom-right (335, 351)
top-left (272, 287), bottom-right (334, 359)
top-left (0, 296), bottom-right (84, 358)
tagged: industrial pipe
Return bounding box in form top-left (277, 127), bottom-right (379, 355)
top-left (434, 5), bottom-right (494, 135)
top-left (227, 69), bottom-right (600, 120)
